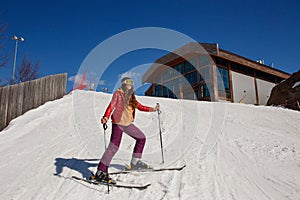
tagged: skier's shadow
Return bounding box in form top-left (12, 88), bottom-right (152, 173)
top-left (53, 157), bottom-right (125, 179)
top-left (54, 158), bottom-right (98, 179)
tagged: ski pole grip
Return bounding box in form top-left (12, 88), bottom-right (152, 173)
top-left (156, 103), bottom-right (161, 114)
top-left (103, 123), bottom-right (108, 130)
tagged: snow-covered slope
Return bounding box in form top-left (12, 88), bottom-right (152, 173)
top-left (0, 90), bottom-right (299, 200)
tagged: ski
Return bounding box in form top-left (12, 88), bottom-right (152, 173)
top-left (71, 176), bottom-right (151, 190)
top-left (110, 164), bottom-right (186, 175)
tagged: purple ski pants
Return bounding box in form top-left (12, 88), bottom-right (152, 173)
top-left (98, 123), bottom-right (146, 172)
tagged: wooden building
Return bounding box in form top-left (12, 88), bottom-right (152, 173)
top-left (142, 42), bottom-right (290, 105)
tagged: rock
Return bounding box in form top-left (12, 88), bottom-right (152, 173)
top-left (267, 70), bottom-right (300, 111)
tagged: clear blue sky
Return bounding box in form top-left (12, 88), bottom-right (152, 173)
top-left (1, 0), bottom-right (299, 94)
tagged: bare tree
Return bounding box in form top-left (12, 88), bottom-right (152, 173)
top-left (15, 55), bottom-right (40, 83)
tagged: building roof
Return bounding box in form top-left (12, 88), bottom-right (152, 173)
top-left (142, 42), bottom-right (290, 83)
top-left (218, 48), bottom-right (290, 78)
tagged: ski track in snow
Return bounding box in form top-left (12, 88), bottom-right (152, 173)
top-left (0, 90), bottom-right (299, 200)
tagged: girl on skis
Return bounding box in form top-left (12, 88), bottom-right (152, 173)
top-left (94, 77), bottom-right (159, 183)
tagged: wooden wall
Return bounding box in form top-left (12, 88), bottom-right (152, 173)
top-left (0, 73), bottom-right (67, 131)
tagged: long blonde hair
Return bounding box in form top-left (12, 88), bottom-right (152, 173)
top-left (121, 84), bottom-right (138, 109)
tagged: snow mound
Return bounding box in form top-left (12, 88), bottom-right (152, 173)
top-left (0, 90), bottom-right (299, 200)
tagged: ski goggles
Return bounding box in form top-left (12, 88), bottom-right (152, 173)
top-left (122, 79), bottom-right (134, 85)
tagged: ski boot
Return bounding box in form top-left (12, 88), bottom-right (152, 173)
top-left (126, 160), bottom-right (153, 171)
top-left (90, 171), bottom-right (116, 184)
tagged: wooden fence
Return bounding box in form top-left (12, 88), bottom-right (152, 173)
top-left (0, 73), bottom-right (67, 131)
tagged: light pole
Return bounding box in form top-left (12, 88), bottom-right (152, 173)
top-left (12, 35), bottom-right (24, 84)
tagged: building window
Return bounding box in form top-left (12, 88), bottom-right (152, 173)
top-left (231, 62), bottom-right (254, 76)
top-left (163, 68), bottom-right (173, 81)
top-left (199, 67), bottom-right (211, 81)
top-left (194, 90), bottom-right (199, 100)
top-left (163, 86), bottom-right (168, 97)
top-left (155, 85), bottom-right (163, 97)
top-left (173, 77), bottom-right (185, 87)
top-left (216, 57), bottom-right (228, 67)
top-left (185, 58), bottom-right (197, 73)
top-left (256, 70), bottom-right (276, 82)
top-left (174, 63), bottom-right (184, 75)
top-left (217, 67), bottom-right (231, 99)
top-left (164, 80), bottom-right (173, 96)
top-left (200, 84), bottom-right (210, 98)
top-left (173, 77), bottom-right (185, 96)
top-left (186, 71), bottom-right (198, 85)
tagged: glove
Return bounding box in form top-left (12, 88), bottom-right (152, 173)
top-left (153, 103), bottom-right (160, 112)
top-left (101, 116), bottom-right (108, 124)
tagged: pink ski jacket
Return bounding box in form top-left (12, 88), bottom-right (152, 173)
top-left (103, 89), bottom-right (154, 124)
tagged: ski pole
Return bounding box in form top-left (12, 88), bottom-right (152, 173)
top-left (157, 103), bottom-right (164, 164)
top-left (103, 123), bottom-right (110, 194)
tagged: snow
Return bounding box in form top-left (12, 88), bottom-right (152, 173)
top-left (292, 81), bottom-right (300, 89)
top-left (0, 90), bottom-right (300, 200)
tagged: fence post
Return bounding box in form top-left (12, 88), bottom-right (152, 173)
top-left (0, 86), bottom-right (9, 130)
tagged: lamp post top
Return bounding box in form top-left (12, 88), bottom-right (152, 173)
top-left (12, 35), bottom-right (24, 42)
